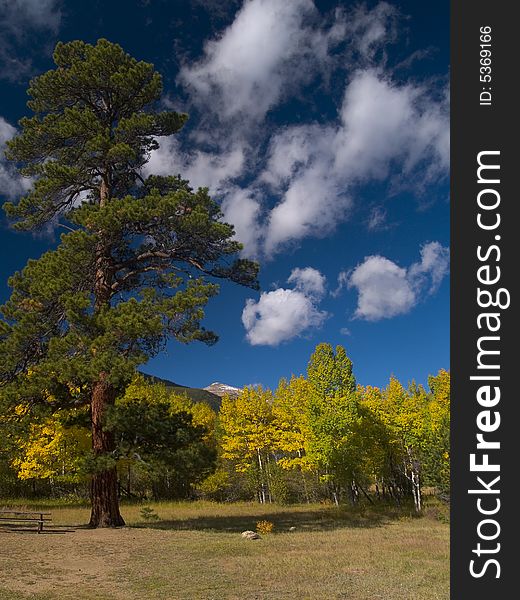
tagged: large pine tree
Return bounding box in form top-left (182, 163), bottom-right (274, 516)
top-left (0, 39), bottom-right (259, 527)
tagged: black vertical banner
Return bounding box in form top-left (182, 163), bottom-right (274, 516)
top-left (451, 1), bottom-right (518, 597)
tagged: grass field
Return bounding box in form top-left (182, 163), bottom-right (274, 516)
top-left (0, 500), bottom-right (449, 600)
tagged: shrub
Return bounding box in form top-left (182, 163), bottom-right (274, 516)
top-left (196, 469), bottom-right (230, 501)
top-left (140, 506), bottom-right (160, 521)
top-left (256, 520), bottom-right (274, 535)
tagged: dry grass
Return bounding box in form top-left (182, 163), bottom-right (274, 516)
top-left (0, 500), bottom-right (449, 600)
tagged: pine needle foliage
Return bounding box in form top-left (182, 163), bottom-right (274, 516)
top-left (0, 39), bottom-right (259, 527)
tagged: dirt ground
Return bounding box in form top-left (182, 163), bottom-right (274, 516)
top-left (0, 503), bottom-right (449, 600)
top-left (1, 527), bottom-right (146, 600)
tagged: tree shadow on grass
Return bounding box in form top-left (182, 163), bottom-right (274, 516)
top-left (132, 506), bottom-right (408, 534)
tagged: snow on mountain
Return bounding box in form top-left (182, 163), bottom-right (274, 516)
top-left (203, 382), bottom-right (241, 398)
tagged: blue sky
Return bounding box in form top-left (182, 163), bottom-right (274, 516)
top-left (0, 0), bottom-right (449, 391)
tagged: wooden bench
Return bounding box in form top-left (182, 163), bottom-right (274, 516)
top-left (0, 510), bottom-right (52, 533)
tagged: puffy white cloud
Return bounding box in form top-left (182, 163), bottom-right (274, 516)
top-left (259, 124), bottom-right (328, 188)
top-left (169, 2), bottom-right (406, 258)
top-left (1, 0), bottom-right (61, 34)
top-left (349, 256), bottom-right (415, 321)
top-left (150, 2), bottom-right (449, 259)
top-left (287, 267), bottom-right (326, 300)
top-left (334, 70), bottom-right (449, 184)
top-left (260, 69), bottom-right (448, 255)
top-left (0, 117), bottom-right (32, 197)
top-left (145, 136), bottom-right (246, 195)
top-left (242, 288), bottom-right (327, 346)
top-left (242, 265), bottom-right (327, 345)
top-left (178, 0), bottom-right (320, 123)
top-left (348, 241), bottom-right (449, 321)
top-left (178, 0), bottom-right (399, 128)
top-left (264, 161), bottom-right (350, 254)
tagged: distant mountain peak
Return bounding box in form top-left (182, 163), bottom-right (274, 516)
top-left (203, 382), bottom-right (241, 398)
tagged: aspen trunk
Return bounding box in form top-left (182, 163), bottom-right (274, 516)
top-left (406, 447), bottom-right (422, 513)
top-left (411, 466), bottom-right (422, 512)
top-left (265, 452), bottom-right (273, 503)
top-left (297, 450), bottom-right (310, 503)
top-left (257, 448), bottom-right (266, 504)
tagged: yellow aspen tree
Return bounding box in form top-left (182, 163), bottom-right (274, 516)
top-left (219, 386), bottom-right (275, 503)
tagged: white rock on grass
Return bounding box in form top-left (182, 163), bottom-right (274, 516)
top-left (241, 530), bottom-right (261, 540)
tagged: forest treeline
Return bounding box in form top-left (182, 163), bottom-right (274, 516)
top-left (0, 343), bottom-right (449, 511)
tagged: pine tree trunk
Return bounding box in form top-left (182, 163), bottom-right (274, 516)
top-left (88, 176), bottom-right (125, 528)
top-left (89, 374), bottom-right (125, 527)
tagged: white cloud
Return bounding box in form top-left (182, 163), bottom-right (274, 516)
top-left (221, 188), bottom-right (263, 257)
top-left (0, 117), bottom-right (32, 197)
top-left (259, 69), bottom-right (448, 255)
top-left (408, 241), bottom-right (450, 294)
top-left (334, 69), bottom-right (449, 183)
top-left (346, 2), bottom-right (398, 62)
top-left (242, 288), bottom-right (327, 346)
top-left (367, 206), bottom-right (389, 231)
top-left (349, 256), bottom-right (415, 321)
top-left (331, 270), bottom-right (349, 298)
top-left (287, 267), bottom-right (326, 300)
top-left (242, 265), bottom-right (328, 345)
top-left (145, 136), bottom-right (246, 195)
top-left (1, 0), bottom-right (61, 34)
top-left (178, 0), bottom-right (321, 124)
top-left (150, 2), bottom-right (449, 259)
top-left (348, 241), bottom-right (449, 321)
top-left (264, 161), bottom-right (350, 254)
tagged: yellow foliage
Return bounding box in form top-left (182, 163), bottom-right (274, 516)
top-left (256, 520), bottom-right (274, 534)
top-left (219, 386), bottom-right (274, 471)
top-left (12, 412), bottom-right (90, 481)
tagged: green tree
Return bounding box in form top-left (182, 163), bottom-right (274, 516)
top-left (114, 375), bottom-right (217, 499)
top-left (307, 343), bottom-right (356, 399)
top-left (0, 39), bottom-right (258, 526)
top-left (106, 397), bottom-right (214, 500)
top-left (358, 384), bottom-right (398, 500)
top-left (421, 370), bottom-right (450, 498)
top-left (306, 343), bottom-right (365, 504)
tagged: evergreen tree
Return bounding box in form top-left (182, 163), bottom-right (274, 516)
top-left (114, 375), bottom-right (217, 499)
top-left (0, 40), bottom-right (258, 526)
top-left (105, 396), bottom-right (214, 500)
